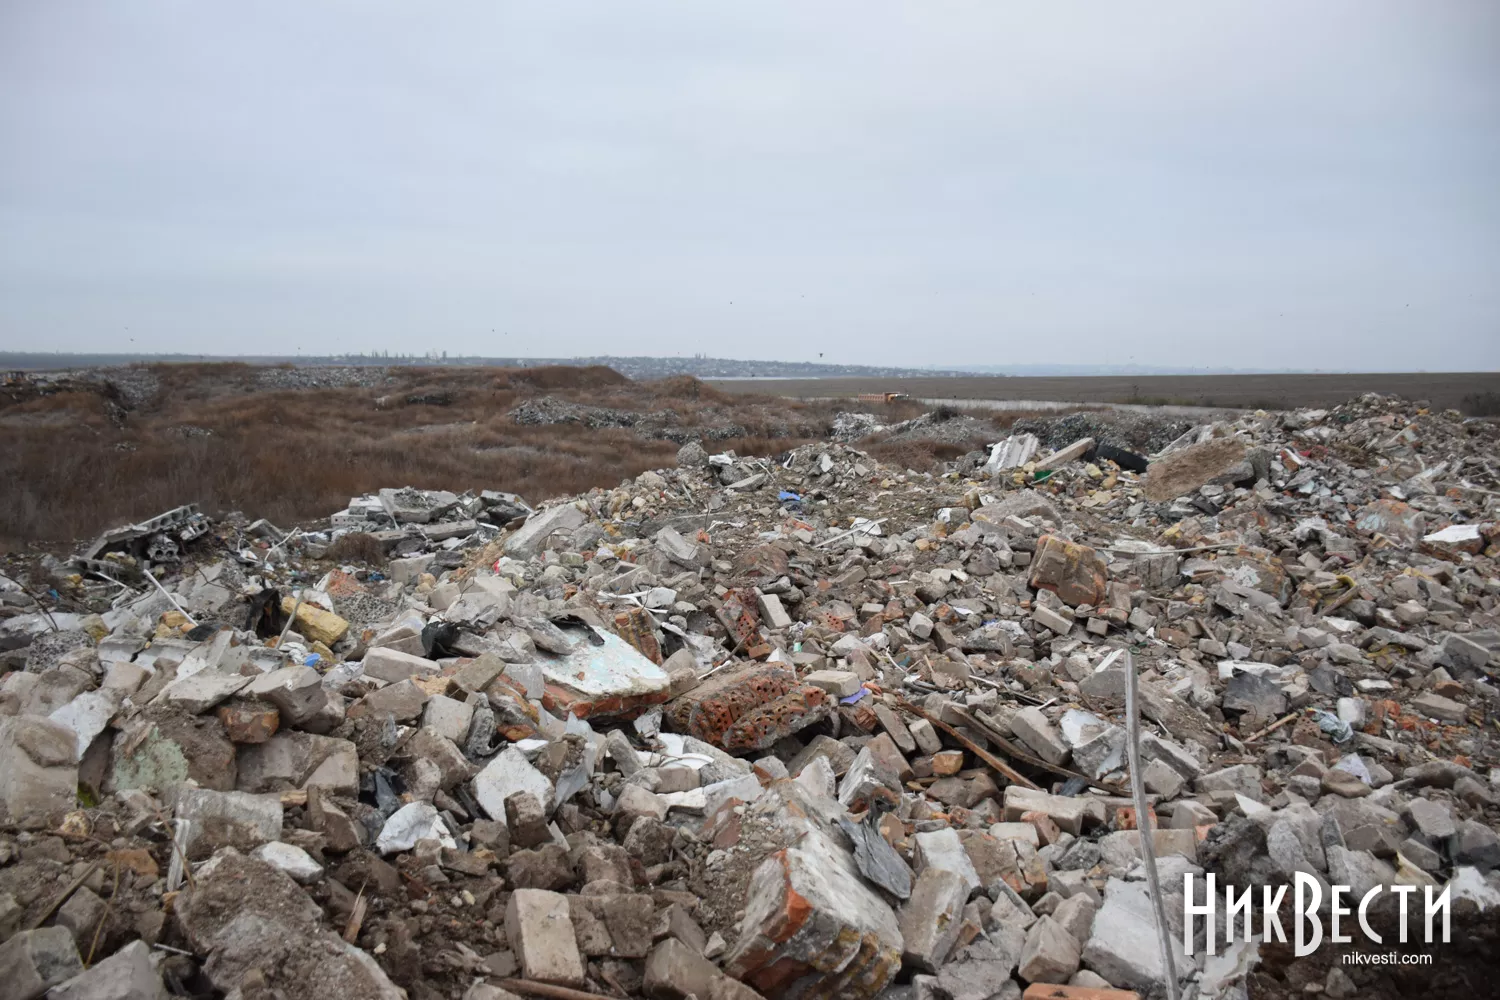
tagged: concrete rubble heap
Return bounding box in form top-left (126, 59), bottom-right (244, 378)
top-left (0, 391), bottom-right (1497, 1000)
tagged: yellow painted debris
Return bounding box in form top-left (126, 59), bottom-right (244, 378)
top-left (280, 596), bottom-right (350, 645)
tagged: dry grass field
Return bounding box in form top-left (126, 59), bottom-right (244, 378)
top-left (0, 365), bottom-right (844, 547)
top-left (709, 371), bottom-right (1500, 414)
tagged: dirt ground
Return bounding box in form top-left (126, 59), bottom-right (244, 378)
top-left (1246, 903), bottom-right (1500, 1000)
top-left (708, 372), bottom-right (1500, 414)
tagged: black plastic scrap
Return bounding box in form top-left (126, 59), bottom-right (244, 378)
top-left (244, 587), bottom-right (288, 638)
top-left (1087, 442), bottom-right (1150, 474)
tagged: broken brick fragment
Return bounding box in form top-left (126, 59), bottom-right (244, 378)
top-left (665, 663), bottom-right (830, 752)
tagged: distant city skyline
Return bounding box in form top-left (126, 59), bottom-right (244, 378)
top-left (0, 350), bottom-right (1483, 379)
top-left (2, 3), bottom-right (1498, 369)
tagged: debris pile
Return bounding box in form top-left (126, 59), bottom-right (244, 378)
top-left (0, 392), bottom-right (1496, 1000)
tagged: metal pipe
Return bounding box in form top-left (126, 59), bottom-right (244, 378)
top-left (1124, 648), bottom-right (1180, 1000)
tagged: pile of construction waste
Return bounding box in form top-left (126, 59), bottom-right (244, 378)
top-left (0, 393), bottom-right (1497, 1000)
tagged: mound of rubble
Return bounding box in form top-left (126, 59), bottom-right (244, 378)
top-left (508, 396), bottom-right (754, 446)
top-left (1011, 411), bottom-right (1197, 456)
top-left (831, 409), bottom-right (1003, 447)
top-left (0, 393), bottom-right (1497, 1000)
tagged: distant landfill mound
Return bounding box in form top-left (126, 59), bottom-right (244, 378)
top-left (0, 392), bottom-right (1497, 998)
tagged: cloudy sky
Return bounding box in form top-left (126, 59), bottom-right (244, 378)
top-left (2, 2), bottom-right (1497, 369)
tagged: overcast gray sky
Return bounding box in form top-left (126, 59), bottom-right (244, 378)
top-left (2, 2), bottom-right (1497, 369)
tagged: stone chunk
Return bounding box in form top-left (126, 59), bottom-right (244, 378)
top-left (724, 825), bottom-right (902, 999)
top-left (1221, 672), bottom-right (1285, 720)
top-left (932, 750), bottom-right (965, 776)
top-left (1019, 915), bottom-right (1082, 984)
top-left (422, 694), bottom-right (475, 743)
top-left (175, 851), bottom-right (403, 999)
top-left (217, 703), bottom-right (280, 743)
top-left (506, 889), bottom-right (586, 986)
top-left (1411, 692), bottom-right (1466, 723)
top-left (1033, 605), bottom-right (1075, 636)
top-left (756, 592), bottom-right (793, 630)
top-left (506, 790), bottom-right (551, 849)
top-left (908, 718), bottom-right (943, 755)
top-left (789, 734), bottom-right (858, 777)
top-left (163, 671), bottom-right (251, 713)
top-left (614, 783), bottom-right (669, 834)
top-left (1444, 634), bottom-right (1492, 673)
top-left (873, 704), bottom-right (917, 754)
top-left (804, 670), bottom-right (862, 698)
top-left (176, 788), bottom-right (283, 860)
top-left (279, 597), bottom-right (349, 645)
top-left (1453, 819), bottom-right (1500, 870)
top-left (899, 866), bottom-right (969, 972)
top-left (348, 678), bottom-right (430, 722)
top-left (242, 666), bottom-right (328, 728)
top-left (387, 554), bottom-right (435, 583)
top-left (914, 827), bottom-right (982, 893)
top-left (48, 939), bottom-right (167, 1000)
top-left (362, 646), bottom-right (441, 684)
top-left (1354, 498), bottom-right (1426, 546)
top-left (1404, 798), bottom-right (1456, 841)
top-left (654, 526), bottom-right (709, 569)
top-left (1030, 535), bottom-right (1107, 607)
top-left (506, 844), bottom-right (575, 891)
top-left (939, 927), bottom-right (1028, 1000)
top-left (1052, 894), bottom-right (1097, 946)
top-left (236, 732), bottom-right (358, 795)
top-left (253, 841), bottom-right (325, 884)
top-left (475, 747), bottom-right (555, 819)
top-left (1081, 879), bottom-right (1189, 992)
top-left (0, 927), bottom-right (82, 1000)
top-left (643, 938), bottom-right (724, 1000)
top-left (1326, 847), bottom-right (1394, 898)
top-left (505, 503), bottom-right (586, 558)
top-left (1011, 707), bottom-right (1070, 767)
top-left (1194, 764), bottom-right (1263, 799)
top-left (1004, 786), bottom-right (1088, 836)
top-left (0, 717), bottom-right (78, 829)
top-left (54, 887), bottom-right (107, 951)
top-left (1142, 759), bottom-right (1186, 799)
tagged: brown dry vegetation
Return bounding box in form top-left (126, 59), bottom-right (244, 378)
top-left (710, 372), bottom-right (1500, 414)
top-left (0, 364), bottom-right (847, 548)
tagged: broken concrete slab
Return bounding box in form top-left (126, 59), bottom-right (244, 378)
top-left (475, 746), bottom-right (556, 819)
top-left (1081, 878), bottom-right (1189, 993)
top-left (914, 827), bottom-right (982, 894)
top-left (505, 504), bottom-right (587, 558)
top-left (535, 620), bottom-right (672, 721)
top-left (0, 716), bottom-right (78, 828)
top-left (175, 788), bottom-right (283, 860)
top-left (506, 888), bottom-right (586, 986)
top-left (47, 939), bottom-right (166, 1000)
top-left (724, 824), bottom-right (902, 999)
top-left (899, 866), bottom-right (969, 972)
top-left (1019, 915), bottom-right (1082, 984)
top-left (161, 670), bottom-right (251, 714)
top-left (360, 646), bottom-right (441, 683)
top-left (175, 850), bottom-right (404, 1000)
top-left (0, 926), bottom-right (83, 1000)
top-left (237, 731), bottom-right (358, 795)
